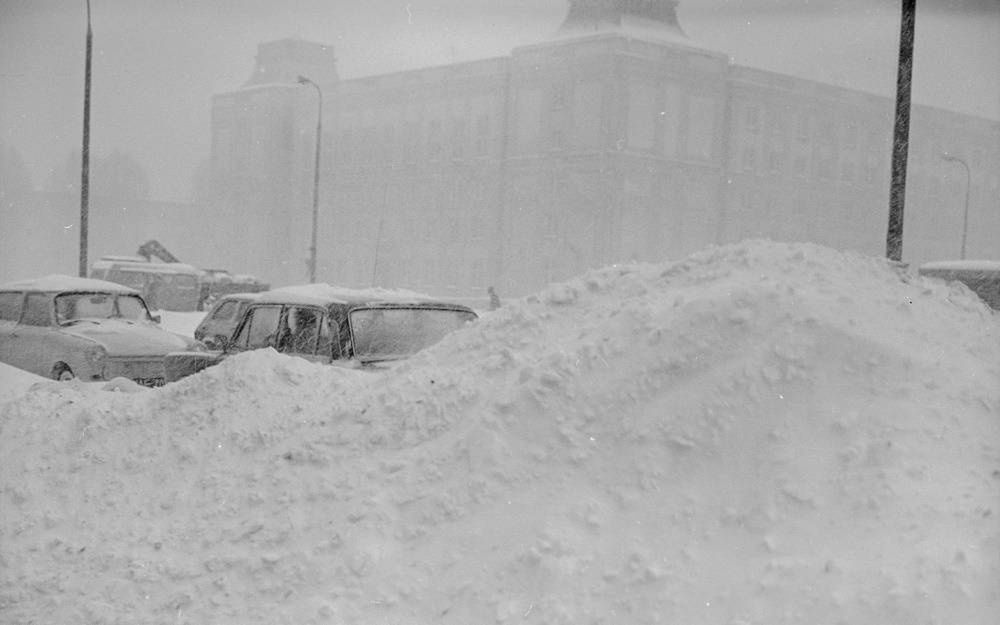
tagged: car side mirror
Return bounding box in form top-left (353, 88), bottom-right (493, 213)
top-left (151, 314), bottom-right (162, 324)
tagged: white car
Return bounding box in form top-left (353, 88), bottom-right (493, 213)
top-left (0, 275), bottom-right (201, 386)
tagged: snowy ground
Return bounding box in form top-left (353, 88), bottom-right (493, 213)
top-left (1, 240), bottom-right (998, 624)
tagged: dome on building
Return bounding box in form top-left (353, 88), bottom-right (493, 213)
top-left (555, 0), bottom-right (687, 41)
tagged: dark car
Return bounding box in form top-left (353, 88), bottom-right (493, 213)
top-left (918, 260), bottom-right (1000, 310)
top-left (164, 284), bottom-right (478, 382)
top-left (193, 292), bottom-right (260, 348)
top-left (0, 275), bottom-right (201, 385)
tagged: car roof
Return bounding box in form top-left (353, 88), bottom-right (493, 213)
top-left (0, 274), bottom-right (141, 294)
top-left (216, 292), bottom-right (261, 303)
top-left (91, 259), bottom-right (202, 275)
top-left (919, 260), bottom-right (1000, 273)
top-left (255, 283), bottom-right (473, 310)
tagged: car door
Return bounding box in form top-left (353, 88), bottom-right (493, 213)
top-left (0, 291), bottom-right (25, 370)
top-left (7, 292), bottom-right (58, 376)
top-left (275, 306), bottom-right (335, 363)
top-left (228, 304), bottom-right (282, 353)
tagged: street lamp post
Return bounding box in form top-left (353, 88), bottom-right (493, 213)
top-left (297, 75), bottom-right (323, 283)
top-left (941, 153), bottom-right (971, 260)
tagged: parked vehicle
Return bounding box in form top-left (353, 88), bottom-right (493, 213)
top-left (918, 260), bottom-right (1000, 310)
top-left (165, 284), bottom-right (478, 382)
top-left (90, 257), bottom-right (203, 311)
top-left (199, 269), bottom-right (270, 309)
top-left (194, 292), bottom-right (261, 348)
top-left (0, 275), bottom-right (201, 385)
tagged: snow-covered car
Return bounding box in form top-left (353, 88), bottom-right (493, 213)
top-left (193, 292), bottom-right (260, 348)
top-left (918, 260), bottom-right (1000, 310)
top-left (164, 284), bottom-right (478, 382)
top-left (0, 275), bottom-right (202, 386)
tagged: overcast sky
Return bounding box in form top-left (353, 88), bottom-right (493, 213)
top-left (2, 0), bottom-right (998, 201)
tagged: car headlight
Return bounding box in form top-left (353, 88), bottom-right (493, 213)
top-left (85, 345), bottom-right (107, 367)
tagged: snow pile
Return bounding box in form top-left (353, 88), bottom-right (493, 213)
top-left (1, 240), bottom-right (998, 624)
top-left (0, 362), bottom-right (44, 406)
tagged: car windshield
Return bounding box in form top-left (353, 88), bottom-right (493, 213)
top-left (349, 306), bottom-right (476, 360)
top-left (55, 292), bottom-right (152, 324)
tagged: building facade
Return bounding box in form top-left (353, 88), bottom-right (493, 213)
top-left (208, 1), bottom-right (1000, 296)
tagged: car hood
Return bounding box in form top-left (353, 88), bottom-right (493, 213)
top-left (63, 319), bottom-right (195, 355)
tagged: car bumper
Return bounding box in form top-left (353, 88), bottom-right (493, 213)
top-left (103, 357), bottom-right (167, 387)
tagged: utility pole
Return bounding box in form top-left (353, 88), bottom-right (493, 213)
top-left (79, 0), bottom-right (93, 277)
top-left (886, 0), bottom-right (916, 262)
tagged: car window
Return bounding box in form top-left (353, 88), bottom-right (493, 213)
top-left (21, 293), bottom-right (53, 326)
top-left (232, 305), bottom-right (281, 350)
top-left (55, 292), bottom-right (117, 321)
top-left (318, 313), bottom-right (335, 358)
top-left (279, 306), bottom-right (322, 355)
top-left (108, 269), bottom-right (146, 290)
top-left (117, 294), bottom-right (151, 320)
top-left (349, 306), bottom-right (477, 359)
top-left (0, 292), bottom-right (22, 321)
top-left (211, 300), bottom-right (240, 321)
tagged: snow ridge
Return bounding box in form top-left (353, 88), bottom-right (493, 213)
top-left (1, 240), bottom-right (998, 624)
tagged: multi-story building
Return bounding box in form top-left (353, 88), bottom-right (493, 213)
top-left (208, 0), bottom-right (1000, 296)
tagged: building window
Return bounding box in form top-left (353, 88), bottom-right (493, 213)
top-left (818, 146), bottom-right (835, 180)
top-left (551, 84), bottom-right (569, 111)
top-left (515, 88), bottom-right (543, 154)
top-left (402, 121), bottom-right (419, 163)
top-left (627, 81), bottom-right (657, 151)
top-left (843, 123), bottom-right (858, 150)
top-left (470, 212), bottom-right (484, 240)
top-left (552, 128), bottom-right (566, 150)
top-left (543, 210), bottom-right (559, 238)
top-left (840, 159), bottom-right (854, 183)
top-left (796, 114), bottom-right (811, 142)
top-left (794, 153), bottom-right (808, 178)
top-left (745, 105), bottom-right (761, 134)
top-left (686, 95), bottom-right (716, 161)
top-left (864, 151), bottom-right (879, 185)
top-left (661, 84), bottom-right (681, 158)
top-left (767, 142), bottom-right (784, 174)
top-left (381, 124), bottom-right (395, 163)
top-left (427, 120), bottom-right (443, 160)
top-left (474, 114), bottom-right (490, 156)
top-left (451, 118), bottom-right (466, 159)
top-left (767, 107), bottom-right (785, 138)
top-left (819, 120), bottom-right (836, 144)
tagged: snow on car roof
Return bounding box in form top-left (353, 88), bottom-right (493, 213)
top-left (90, 259), bottom-right (202, 274)
top-left (0, 274), bottom-right (140, 294)
top-left (258, 283), bottom-right (453, 307)
top-left (215, 292), bottom-right (262, 302)
top-left (919, 259), bottom-right (1000, 273)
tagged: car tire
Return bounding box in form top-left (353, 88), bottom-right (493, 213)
top-left (52, 363), bottom-right (75, 381)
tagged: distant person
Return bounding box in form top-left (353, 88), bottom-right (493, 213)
top-left (487, 286), bottom-right (501, 311)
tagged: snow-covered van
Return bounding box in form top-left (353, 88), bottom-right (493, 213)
top-left (164, 284), bottom-right (478, 382)
top-left (918, 260), bottom-right (1000, 310)
top-left (90, 257), bottom-right (203, 311)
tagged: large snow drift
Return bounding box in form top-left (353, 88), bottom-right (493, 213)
top-left (2, 241), bottom-right (998, 624)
